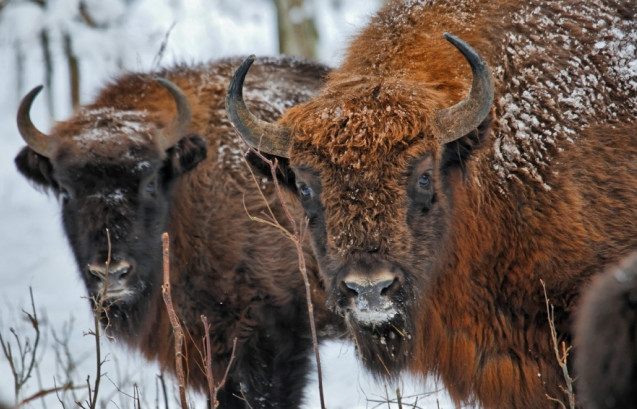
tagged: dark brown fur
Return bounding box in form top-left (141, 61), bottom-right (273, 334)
top-left (575, 252), bottom-right (637, 409)
top-left (15, 56), bottom-right (343, 408)
top-left (246, 1), bottom-right (637, 408)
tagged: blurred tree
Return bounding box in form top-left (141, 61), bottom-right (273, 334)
top-left (2, 0), bottom-right (134, 116)
top-left (273, 0), bottom-right (318, 59)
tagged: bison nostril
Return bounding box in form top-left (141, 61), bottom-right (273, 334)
top-left (88, 267), bottom-right (105, 280)
top-left (110, 263), bottom-right (133, 283)
top-left (112, 266), bottom-right (130, 282)
top-left (342, 281), bottom-right (360, 297)
top-left (380, 278), bottom-right (399, 296)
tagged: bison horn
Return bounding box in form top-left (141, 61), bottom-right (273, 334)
top-left (434, 33), bottom-right (494, 144)
top-left (225, 55), bottom-right (292, 158)
top-left (17, 85), bottom-right (57, 158)
top-left (155, 77), bottom-right (192, 150)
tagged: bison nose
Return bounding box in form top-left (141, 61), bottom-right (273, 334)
top-left (87, 260), bottom-right (132, 284)
top-left (340, 268), bottom-right (402, 324)
top-left (343, 278), bottom-right (398, 309)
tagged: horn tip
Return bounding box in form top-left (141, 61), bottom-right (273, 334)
top-left (243, 55), bottom-right (256, 70)
top-left (26, 85), bottom-right (44, 99)
top-left (442, 32), bottom-right (463, 48)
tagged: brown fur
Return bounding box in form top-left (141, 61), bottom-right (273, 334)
top-left (252, 1), bottom-right (637, 408)
top-left (15, 57), bottom-right (343, 408)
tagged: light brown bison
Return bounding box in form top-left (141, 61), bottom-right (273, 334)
top-left (227, 1), bottom-right (637, 408)
top-left (15, 56), bottom-right (342, 409)
top-left (575, 252), bottom-right (637, 409)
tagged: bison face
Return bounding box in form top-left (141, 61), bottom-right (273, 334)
top-left (288, 152), bottom-right (447, 374)
top-left (227, 34), bottom-right (493, 375)
top-left (16, 131), bottom-right (206, 335)
top-left (284, 117), bottom-right (490, 375)
top-left (14, 80), bottom-right (206, 337)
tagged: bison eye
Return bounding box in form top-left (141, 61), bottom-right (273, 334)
top-left (145, 181), bottom-right (156, 194)
top-left (418, 173), bottom-right (431, 187)
top-left (298, 183), bottom-right (313, 198)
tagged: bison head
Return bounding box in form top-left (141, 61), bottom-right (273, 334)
top-left (15, 78), bottom-right (206, 337)
top-left (227, 34), bottom-right (493, 375)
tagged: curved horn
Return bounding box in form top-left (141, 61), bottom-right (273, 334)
top-left (155, 77), bottom-right (191, 150)
top-left (225, 55), bottom-right (292, 158)
top-left (434, 33), bottom-right (494, 144)
top-left (17, 85), bottom-right (56, 157)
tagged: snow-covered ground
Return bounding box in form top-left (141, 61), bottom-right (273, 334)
top-left (0, 1), bottom-right (458, 407)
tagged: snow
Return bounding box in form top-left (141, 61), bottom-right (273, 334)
top-left (493, 1), bottom-right (637, 190)
top-left (0, 1), bottom-right (456, 408)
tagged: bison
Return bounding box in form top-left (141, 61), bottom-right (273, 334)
top-left (15, 56), bottom-right (342, 409)
top-left (574, 252), bottom-right (637, 409)
top-left (226, 1), bottom-right (637, 408)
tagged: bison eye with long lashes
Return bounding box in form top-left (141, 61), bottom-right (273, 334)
top-left (408, 167), bottom-right (435, 213)
top-left (298, 183), bottom-right (313, 198)
top-left (145, 180), bottom-right (156, 194)
top-left (418, 173), bottom-right (431, 188)
top-left (295, 180), bottom-right (323, 220)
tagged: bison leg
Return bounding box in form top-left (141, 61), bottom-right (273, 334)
top-left (231, 304), bottom-right (314, 409)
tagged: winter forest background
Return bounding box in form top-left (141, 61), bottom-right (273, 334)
top-left (0, 0), bottom-right (459, 408)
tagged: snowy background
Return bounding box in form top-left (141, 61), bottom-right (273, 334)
top-left (0, 1), bottom-right (458, 408)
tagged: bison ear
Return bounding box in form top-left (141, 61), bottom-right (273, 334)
top-left (14, 146), bottom-right (58, 192)
top-left (165, 133), bottom-right (207, 176)
top-left (440, 114), bottom-right (492, 176)
top-left (245, 150), bottom-right (296, 193)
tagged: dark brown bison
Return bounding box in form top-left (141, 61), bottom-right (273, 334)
top-left (15, 56), bottom-right (342, 409)
top-left (227, 1), bottom-right (637, 408)
top-left (574, 252), bottom-right (637, 409)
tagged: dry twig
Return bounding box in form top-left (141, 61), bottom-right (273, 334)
top-left (16, 382), bottom-right (78, 407)
top-left (161, 232), bottom-right (189, 409)
top-left (541, 279), bottom-right (576, 409)
top-left (152, 22), bottom-right (177, 71)
top-left (200, 316), bottom-right (238, 408)
top-left (156, 373), bottom-right (169, 409)
top-left (0, 287), bottom-right (41, 403)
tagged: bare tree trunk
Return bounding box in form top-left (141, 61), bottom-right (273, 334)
top-left (0, 0), bottom-right (10, 13)
top-left (273, 0), bottom-right (318, 59)
top-left (15, 41), bottom-right (25, 104)
top-left (63, 33), bottom-right (80, 111)
top-left (40, 29), bottom-right (54, 120)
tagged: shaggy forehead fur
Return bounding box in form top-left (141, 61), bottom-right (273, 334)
top-left (52, 108), bottom-right (165, 167)
top-left (284, 77), bottom-right (444, 170)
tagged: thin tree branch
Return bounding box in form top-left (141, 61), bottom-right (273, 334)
top-left (161, 233), bottom-right (189, 409)
top-left (17, 383), bottom-right (79, 407)
top-left (541, 279), bottom-right (576, 409)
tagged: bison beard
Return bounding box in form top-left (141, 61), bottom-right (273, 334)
top-left (228, 1), bottom-right (637, 408)
top-left (346, 313), bottom-right (412, 376)
top-left (14, 56), bottom-right (344, 409)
